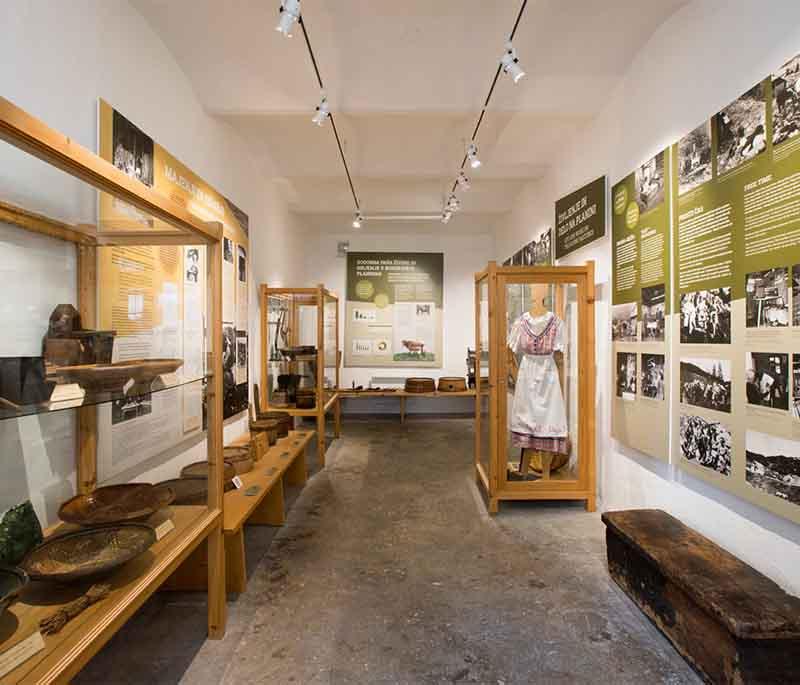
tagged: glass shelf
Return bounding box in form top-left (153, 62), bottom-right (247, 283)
top-left (0, 361), bottom-right (209, 421)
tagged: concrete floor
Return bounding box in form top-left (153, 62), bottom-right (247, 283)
top-left (77, 418), bottom-right (700, 684)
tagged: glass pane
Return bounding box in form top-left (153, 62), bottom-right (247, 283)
top-left (504, 281), bottom-right (579, 483)
top-left (477, 280), bottom-right (490, 479)
top-left (266, 292), bottom-right (319, 408)
top-left (323, 294), bottom-right (338, 399)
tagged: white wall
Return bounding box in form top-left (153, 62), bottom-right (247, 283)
top-left (0, 0), bottom-right (306, 525)
top-left (302, 229), bottom-right (493, 414)
top-left (494, 0), bottom-right (800, 594)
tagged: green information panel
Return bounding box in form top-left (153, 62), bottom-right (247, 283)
top-left (554, 176), bottom-right (606, 259)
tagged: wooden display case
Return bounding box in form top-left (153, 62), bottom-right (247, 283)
top-left (259, 284), bottom-right (341, 466)
top-left (474, 261), bottom-right (596, 514)
top-left (0, 96), bottom-right (226, 683)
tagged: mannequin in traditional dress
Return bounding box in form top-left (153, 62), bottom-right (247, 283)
top-left (506, 292), bottom-right (570, 478)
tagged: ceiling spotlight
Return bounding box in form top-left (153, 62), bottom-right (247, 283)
top-left (312, 93), bottom-right (330, 126)
top-left (276, 0), bottom-right (301, 37)
top-left (352, 211), bottom-right (364, 229)
top-left (456, 171), bottom-right (471, 190)
top-left (501, 42), bottom-right (526, 84)
top-left (467, 143), bottom-right (481, 169)
top-left (447, 194), bottom-right (460, 212)
top-left (441, 211), bottom-right (452, 225)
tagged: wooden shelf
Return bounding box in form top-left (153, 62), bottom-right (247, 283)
top-left (337, 389), bottom-right (479, 398)
top-left (271, 393), bottom-right (339, 417)
top-left (0, 506), bottom-right (218, 685)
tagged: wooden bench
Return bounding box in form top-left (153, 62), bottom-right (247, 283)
top-left (602, 509), bottom-right (800, 684)
top-left (166, 430), bottom-right (314, 593)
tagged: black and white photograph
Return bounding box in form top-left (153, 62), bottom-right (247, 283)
top-left (680, 288), bottom-right (731, 344)
top-left (716, 82), bottom-right (767, 175)
top-left (641, 284), bottom-right (665, 341)
top-left (185, 247), bottom-right (200, 284)
top-left (773, 54), bottom-right (800, 148)
top-left (745, 267), bottom-right (789, 328)
top-left (634, 151), bottom-right (665, 214)
top-left (112, 109), bottom-right (154, 187)
top-left (792, 264), bottom-right (800, 327)
top-left (237, 338), bottom-right (248, 371)
top-left (680, 357), bottom-right (731, 413)
top-left (746, 352), bottom-right (789, 411)
top-left (747, 429), bottom-right (800, 506)
top-left (678, 121), bottom-right (712, 195)
top-left (640, 353), bottom-right (665, 400)
top-left (616, 352), bottom-right (636, 400)
top-left (223, 236), bottom-right (233, 263)
top-left (679, 414), bottom-right (732, 477)
top-left (222, 323), bottom-right (237, 414)
top-left (111, 393), bottom-right (152, 425)
top-left (793, 356), bottom-right (800, 419)
top-left (611, 302), bottom-right (638, 342)
top-left (237, 244), bottom-right (247, 283)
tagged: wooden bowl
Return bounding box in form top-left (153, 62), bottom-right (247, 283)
top-left (405, 378), bottom-right (436, 393)
top-left (255, 411), bottom-right (292, 438)
top-left (58, 484), bottom-right (174, 526)
top-left (0, 565), bottom-right (28, 615)
top-left (50, 358), bottom-right (183, 394)
top-left (181, 460), bottom-right (236, 484)
top-left (437, 377), bottom-right (467, 392)
top-left (154, 478), bottom-right (208, 506)
top-left (22, 524), bottom-right (156, 583)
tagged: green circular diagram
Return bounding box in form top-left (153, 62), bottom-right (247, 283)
top-left (625, 201), bottom-right (640, 229)
top-left (613, 186), bottom-right (628, 215)
top-left (355, 280), bottom-right (375, 300)
top-left (374, 293), bottom-right (389, 308)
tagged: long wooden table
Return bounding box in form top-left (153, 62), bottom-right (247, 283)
top-left (336, 388), bottom-right (480, 423)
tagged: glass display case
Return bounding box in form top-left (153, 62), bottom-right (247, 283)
top-left (260, 284), bottom-right (340, 466)
top-left (474, 261), bottom-right (596, 514)
top-left (0, 96), bottom-right (226, 683)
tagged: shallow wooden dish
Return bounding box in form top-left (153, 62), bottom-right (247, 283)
top-left (58, 484), bottom-right (174, 526)
top-left (154, 478), bottom-right (208, 506)
top-left (50, 358), bottom-right (183, 394)
top-left (0, 565), bottom-right (28, 615)
top-left (181, 460), bottom-right (236, 483)
top-left (22, 524), bottom-right (156, 583)
top-left (405, 377), bottom-right (436, 393)
top-left (437, 377), bottom-right (467, 392)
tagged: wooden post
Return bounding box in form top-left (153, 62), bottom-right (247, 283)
top-left (400, 395), bottom-right (406, 424)
top-left (76, 244), bottom-right (98, 494)
top-left (206, 237), bottom-right (226, 639)
top-left (260, 283), bottom-right (269, 411)
top-left (584, 260), bottom-right (597, 512)
top-left (316, 285), bottom-right (326, 467)
top-left (487, 262), bottom-right (499, 505)
top-left (334, 395), bottom-right (341, 438)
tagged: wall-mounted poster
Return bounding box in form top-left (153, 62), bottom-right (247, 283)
top-left (554, 176), bottom-right (606, 259)
top-left (344, 252), bottom-right (443, 368)
top-left (667, 54), bottom-right (800, 525)
top-left (98, 100), bottom-right (250, 452)
top-left (611, 148), bottom-right (671, 462)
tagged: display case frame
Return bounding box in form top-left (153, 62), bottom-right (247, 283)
top-left (474, 261), bottom-right (596, 514)
top-left (259, 283), bottom-right (341, 467)
top-left (0, 96), bottom-right (226, 683)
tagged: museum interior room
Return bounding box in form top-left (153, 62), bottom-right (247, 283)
top-left (4, 1), bottom-right (800, 683)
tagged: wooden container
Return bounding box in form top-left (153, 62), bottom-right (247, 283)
top-left (223, 446), bottom-right (255, 475)
top-left (249, 417), bottom-right (279, 445)
top-left (256, 410), bottom-right (292, 438)
top-left (295, 388), bottom-right (316, 409)
top-left (405, 377), bottom-right (435, 393)
top-left (437, 377), bottom-right (467, 392)
top-left (58, 484), bottom-right (174, 527)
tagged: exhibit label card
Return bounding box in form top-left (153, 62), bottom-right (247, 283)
top-left (344, 252), bottom-right (444, 368)
top-left (554, 176), bottom-right (606, 259)
top-left (610, 148), bottom-right (671, 461)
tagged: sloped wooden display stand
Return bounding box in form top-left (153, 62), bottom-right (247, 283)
top-left (0, 96), bottom-right (226, 684)
top-left (474, 261), bottom-right (596, 514)
top-left (259, 284), bottom-right (341, 466)
top-left (166, 431), bottom-right (314, 594)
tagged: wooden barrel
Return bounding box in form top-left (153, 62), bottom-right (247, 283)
top-left (437, 377), bottom-right (467, 392)
top-left (256, 410), bottom-right (292, 438)
top-left (405, 377), bottom-right (436, 393)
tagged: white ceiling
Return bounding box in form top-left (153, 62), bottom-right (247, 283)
top-left (132, 0), bottom-right (688, 227)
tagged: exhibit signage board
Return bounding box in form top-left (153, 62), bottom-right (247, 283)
top-left (554, 176), bottom-right (606, 259)
top-left (344, 252), bottom-right (443, 368)
top-left (669, 57), bottom-right (800, 524)
top-left (607, 47), bottom-right (800, 526)
top-left (96, 100), bottom-right (250, 479)
top-left (610, 149), bottom-right (671, 462)
top-left (503, 229), bottom-right (552, 267)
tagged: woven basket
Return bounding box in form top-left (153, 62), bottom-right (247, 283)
top-left (256, 410), bottom-right (292, 438)
top-left (405, 377), bottom-right (436, 393)
top-left (437, 377), bottom-right (467, 392)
